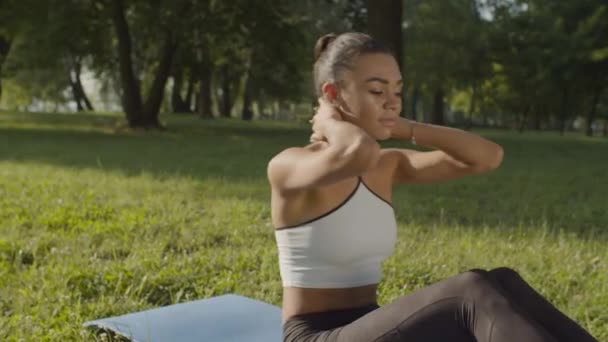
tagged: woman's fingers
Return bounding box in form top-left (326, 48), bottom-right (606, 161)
top-left (309, 131), bottom-right (325, 143)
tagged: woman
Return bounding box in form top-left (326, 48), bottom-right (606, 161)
top-left (267, 32), bottom-right (597, 342)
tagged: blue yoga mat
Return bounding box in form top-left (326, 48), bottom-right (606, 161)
top-left (84, 294), bottom-right (282, 342)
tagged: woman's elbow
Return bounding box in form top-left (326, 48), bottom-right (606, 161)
top-left (477, 144), bottom-right (504, 172)
top-left (488, 145), bottom-right (504, 170)
top-left (469, 144), bottom-right (503, 174)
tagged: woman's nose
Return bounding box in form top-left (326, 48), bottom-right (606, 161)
top-left (385, 95), bottom-right (401, 110)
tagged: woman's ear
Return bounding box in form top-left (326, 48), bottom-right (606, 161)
top-left (321, 82), bottom-right (338, 102)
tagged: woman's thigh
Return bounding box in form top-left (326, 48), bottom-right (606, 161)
top-left (335, 269), bottom-right (556, 342)
top-left (335, 272), bottom-right (483, 342)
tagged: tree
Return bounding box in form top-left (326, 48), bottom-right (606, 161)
top-left (240, 0), bottom-right (313, 120)
top-left (0, 0), bottom-right (110, 111)
top-left (366, 0), bottom-right (403, 69)
top-left (406, 0), bottom-right (481, 124)
top-left (577, 3), bottom-right (608, 136)
top-left (0, 0), bottom-right (17, 104)
top-left (488, 0), bottom-right (608, 134)
top-left (104, 0), bottom-right (189, 128)
top-left (0, 35), bottom-right (11, 103)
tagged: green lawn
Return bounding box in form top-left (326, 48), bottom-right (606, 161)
top-left (0, 111), bottom-right (606, 340)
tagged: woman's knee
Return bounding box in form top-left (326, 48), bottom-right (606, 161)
top-left (456, 270), bottom-right (515, 310)
top-left (457, 269), bottom-right (512, 297)
top-left (456, 269), bottom-right (494, 291)
top-left (488, 267), bottom-right (522, 283)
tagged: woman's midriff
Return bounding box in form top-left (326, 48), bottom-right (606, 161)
top-left (281, 284), bottom-right (378, 323)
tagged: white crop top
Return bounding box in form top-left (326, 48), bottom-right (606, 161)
top-left (274, 177), bottom-right (397, 288)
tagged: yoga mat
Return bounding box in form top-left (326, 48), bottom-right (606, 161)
top-left (84, 294), bottom-right (282, 341)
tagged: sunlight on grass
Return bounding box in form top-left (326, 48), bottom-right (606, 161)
top-left (1, 111), bottom-right (606, 340)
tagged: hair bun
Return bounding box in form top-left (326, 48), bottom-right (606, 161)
top-left (314, 33), bottom-right (337, 61)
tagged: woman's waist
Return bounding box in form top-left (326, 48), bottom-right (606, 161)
top-left (281, 284), bottom-right (378, 322)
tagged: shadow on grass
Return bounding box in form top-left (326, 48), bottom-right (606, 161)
top-left (1, 112), bottom-right (607, 239)
top-left (0, 116), bottom-right (307, 182)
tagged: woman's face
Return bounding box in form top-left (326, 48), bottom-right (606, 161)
top-left (335, 53), bottom-right (403, 140)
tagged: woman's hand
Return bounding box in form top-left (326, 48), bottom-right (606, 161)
top-left (390, 118), bottom-right (416, 142)
top-left (309, 97), bottom-right (343, 143)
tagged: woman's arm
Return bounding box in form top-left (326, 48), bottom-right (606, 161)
top-left (386, 118), bottom-right (504, 184)
top-left (267, 102), bottom-right (380, 192)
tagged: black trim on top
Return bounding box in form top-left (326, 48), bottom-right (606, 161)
top-left (359, 177), bottom-right (394, 208)
top-left (275, 178), bottom-right (362, 230)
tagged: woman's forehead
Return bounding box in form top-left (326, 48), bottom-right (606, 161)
top-left (350, 53), bottom-right (402, 84)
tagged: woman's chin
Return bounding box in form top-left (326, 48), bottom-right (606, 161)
top-left (374, 129), bottom-right (392, 141)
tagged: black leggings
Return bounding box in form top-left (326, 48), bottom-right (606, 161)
top-left (282, 268), bottom-right (597, 342)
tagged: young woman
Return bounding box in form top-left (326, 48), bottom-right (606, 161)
top-left (267, 32), bottom-right (597, 342)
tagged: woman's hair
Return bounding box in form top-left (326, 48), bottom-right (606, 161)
top-left (313, 32), bottom-right (394, 97)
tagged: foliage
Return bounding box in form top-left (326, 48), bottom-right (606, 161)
top-left (0, 0), bottom-right (606, 132)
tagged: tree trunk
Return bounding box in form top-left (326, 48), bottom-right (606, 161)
top-left (532, 111), bottom-right (541, 130)
top-left (242, 72), bottom-right (254, 121)
top-left (142, 30), bottom-right (177, 127)
top-left (585, 86), bottom-right (602, 137)
top-left (518, 106), bottom-right (530, 133)
top-left (69, 72), bottom-right (85, 112)
top-left (213, 78), bottom-right (221, 117)
top-left (109, 0), bottom-right (145, 127)
top-left (272, 100), bottom-right (278, 119)
top-left (558, 85), bottom-right (570, 136)
top-left (198, 61), bottom-right (213, 119)
top-left (0, 36), bottom-right (11, 102)
top-left (410, 85), bottom-right (419, 120)
top-left (258, 92), bottom-right (267, 119)
top-left (171, 66), bottom-right (194, 113)
top-left (242, 50), bottom-right (256, 121)
top-left (431, 88), bottom-right (445, 125)
top-left (69, 59), bottom-right (93, 111)
top-left (366, 0), bottom-right (403, 70)
top-left (77, 75), bottom-right (94, 111)
top-left (530, 105), bottom-right (543, 130)
top-left (70, 82), bottom-right (84, 111)
top-left (465, 83), bottom-right (478, 130)
top-left (184, 71), bottom-right (195, 112)
top-left (220, 65), bottom-right (233, 118)
top-left (171, 65), bottom-right (186, 112)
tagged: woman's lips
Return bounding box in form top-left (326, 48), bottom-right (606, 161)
top-left (379, 118), bottom-right (397, 127)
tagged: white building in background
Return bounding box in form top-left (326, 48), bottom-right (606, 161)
top-left (0, 66), bottom-right (122, 113)
top-left (79, 68), bottom-right (122, 113)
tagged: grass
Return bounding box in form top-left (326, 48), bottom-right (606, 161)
top-left (0, 111), bottom-right (606, 340)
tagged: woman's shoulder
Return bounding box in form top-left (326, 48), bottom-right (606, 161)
top-left (270, 141), bottom-right (329, 161)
